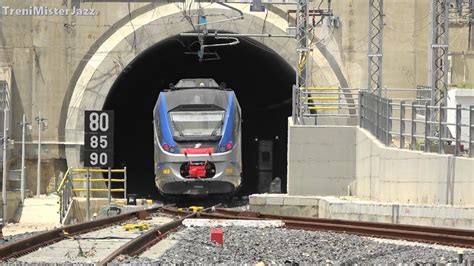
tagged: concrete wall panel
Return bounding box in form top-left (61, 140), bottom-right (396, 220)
top-left (287, 120), bottom-right (356, 196)
top-left (288, 121), bottom-right (474, 206)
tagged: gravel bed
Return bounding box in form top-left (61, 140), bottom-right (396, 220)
top-left (115, 227), bottom-right (474, 265)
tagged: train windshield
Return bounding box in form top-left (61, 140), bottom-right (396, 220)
top-left (169, 110), bottom-right (225, 141)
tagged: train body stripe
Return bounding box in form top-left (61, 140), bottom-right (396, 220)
top-left (158, 94), bottom-right (177, 147)
top-left (218, 92), bottom-right (235, 147)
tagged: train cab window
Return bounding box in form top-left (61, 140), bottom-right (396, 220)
top-left (154, 109), bottom-right (161, 140)
top-left (169, 110), bottom-right (225, 141)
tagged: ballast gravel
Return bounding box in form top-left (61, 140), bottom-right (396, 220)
top-left (118, 226), bottom-right (474, 265)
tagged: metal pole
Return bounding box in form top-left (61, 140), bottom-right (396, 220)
top-left (469, 0), bottom-right (474, 50)
top-left (368, 0), bottom-right (384, 96)
top-left (455, 104), bottom-right (461, 156)
top-left (36, 112), bottom-right (41, 197)
top-left (439, 103), bottom-right (444, 154)
top-left (411, 102), bottom-right (417, 150)
top-left (86, 168), bottom-right (91, 221)
top-left (2, 109), bottom-right (9, 223)
top-left (108, 167), bottom-right (111, 206)
top-left (292, 85), bottom-right (297, 124)
top-left (358, 91), bottom-right (364, 127)
top-left (424, 103), bottom-right (430, 152)
top-left (470, 105), bottom-right (474, 157)
top-left (400, 101), bottom-right (405, 149)
top-left (123, 167), bottom-right (127, 200)
top-left (430, 0), bottom-right (449, 106)
top-left (375, 96), bottom-right (379, 139)
top-left (387, 99), bottom-right (392, 146)
top-left (295, 0), bottom-right (309, 124)
top-left (20, 114), bottom-right (26, 203)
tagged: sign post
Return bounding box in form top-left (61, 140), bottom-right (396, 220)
top-left (84, 110), bottom-right (114, 221)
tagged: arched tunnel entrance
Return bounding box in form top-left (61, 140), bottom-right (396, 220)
top-left (103, 34), bottom-right (295, 198)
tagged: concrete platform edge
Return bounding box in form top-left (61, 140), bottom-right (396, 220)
top-left (249, 194), bottom-right (474, 229)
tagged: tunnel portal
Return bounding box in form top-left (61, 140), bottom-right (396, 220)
top-left (103, 34), bottom-right (295, 198)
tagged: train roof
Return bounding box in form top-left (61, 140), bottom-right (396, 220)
top-left (168, 78), bottom-right (229, 91)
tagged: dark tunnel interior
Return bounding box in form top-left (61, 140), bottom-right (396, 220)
top-left (103, 34), bottom-right (295, 199)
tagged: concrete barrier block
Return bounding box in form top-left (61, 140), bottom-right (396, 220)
top-left (265, 195), bottom-right (284, 205)
top-left (283, 196), bottom-right (320, 206)
top-left (249, 195), bottom-right (266, 205)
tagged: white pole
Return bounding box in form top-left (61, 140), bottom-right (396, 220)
top-left (2, 109), bottom-right (9, 222)
top-left (20, 114), bottom-right (26, 203)
top-left (36, 112), bottom-right (41, 197)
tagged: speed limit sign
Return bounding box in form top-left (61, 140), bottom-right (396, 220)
top-left (84, 110), bottom-right (114, 167)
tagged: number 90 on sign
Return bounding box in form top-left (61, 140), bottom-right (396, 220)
top-left (84, 150), bottom-right (113, 167)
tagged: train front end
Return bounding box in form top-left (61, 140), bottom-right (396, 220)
top-left (153, 79), bottom-right (242, 197)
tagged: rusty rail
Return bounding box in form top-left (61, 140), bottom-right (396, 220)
top-left (97, 205), bottom-right (219, 265)
top-left (214, 208), bottom-right (474, 238)
top-left (0, 207), bottom-right (162, 260)
top-left (164, 207), bottom-right (474, 249)
top-left (97, 213), bottom-right (195, 266)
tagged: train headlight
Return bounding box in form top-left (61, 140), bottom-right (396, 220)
top-left (162, 168), bottom-right (171, 175)
top-left (163, 143), bottom-right (176, 153)
top-left (219, 146), bottom-right (226, 152)
top-left (224, 167), bottom-right (233, 174)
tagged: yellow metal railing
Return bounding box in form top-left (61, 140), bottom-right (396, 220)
top-left (301, 87), bottom-right (339, 91)
top-left (303, 96), bottom-right (339, 101)
top-left (57, 168), bottom-right (127, 193)
top-left (308, 106), bottom-right (339, 110)
top-left (72, 188), bottom-right (126, 192)
top-left (56, 167), bottom-right (72, 194)
top-left (57, 167), bottom-right (128, 224)
top-left (298, 87), bottom-right (359, 116)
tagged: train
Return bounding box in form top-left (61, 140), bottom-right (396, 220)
top-left (153, 78), bottom-right (242, 197)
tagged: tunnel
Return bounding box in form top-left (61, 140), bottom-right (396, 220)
top-left (103, 34), bottom-right (295, 199)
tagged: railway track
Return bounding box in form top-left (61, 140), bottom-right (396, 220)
top-left (1, 205), bottom-right (473, 264)
top-left (163, 207), bottom-right (474, 249)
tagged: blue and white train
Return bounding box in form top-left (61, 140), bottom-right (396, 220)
top-left (153, 79), bottom-right (242, 197)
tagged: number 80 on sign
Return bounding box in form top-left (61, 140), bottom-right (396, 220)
top-left (84, 110), bottom-right (114, 167)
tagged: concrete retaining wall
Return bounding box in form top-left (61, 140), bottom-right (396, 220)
top-left (287, 120), bottom-right (356, 196)
top-left (287, 121), bottom-right (474, 206)
top-left (356, 127), bottom-right (474, 205)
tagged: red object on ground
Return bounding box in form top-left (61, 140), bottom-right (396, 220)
top-left (188, 165), bottom-right (206, 177)
top-left (182, 148), bottom-right (214, 155)
top-left (210, 228), bottom-right (224, 245)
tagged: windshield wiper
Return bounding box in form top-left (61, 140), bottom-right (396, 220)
top-left (211, 120), bottom-right (224, 136)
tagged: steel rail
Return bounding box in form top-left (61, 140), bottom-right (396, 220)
top-left (283, 220), bottom-right (474, 248)
top-left (0, 207), bottom-right (162, 260)
top-left (98, 205), bottom-right (219, 265)
top-left (165, 208), bottom-right (474, 248)
top-left (97, 213), bottom-right (196, 266)
top-left (214, 208), bottom-right (474, 237)
top-left (212, 209), bottom-right (474, 248)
